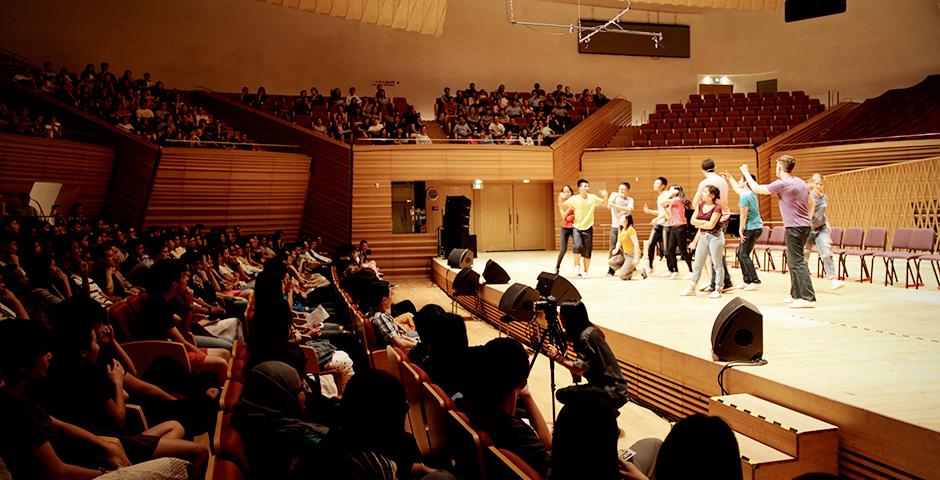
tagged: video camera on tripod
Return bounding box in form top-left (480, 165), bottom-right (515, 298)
top-left (497, 272), bottom-right (583, 419)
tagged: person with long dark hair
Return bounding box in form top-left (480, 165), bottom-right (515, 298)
top-left (655, 414), bottom-right (742, 480)
top-left (555, 185), bottom-right (576, 274)
top-left (545, 301), bottom-right (629, 409)
top-left (551, 396), bottom-right (657, 480)
top-left (679, 185), bottom-right (725, 299)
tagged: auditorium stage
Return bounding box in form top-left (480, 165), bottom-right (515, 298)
top-left (429, 251), bottom-right (940, 478)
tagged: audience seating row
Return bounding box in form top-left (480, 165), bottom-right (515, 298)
top-left (635, 91), bottom-right (826, 147)
top-left (332, 267), bottom-right (543, 479)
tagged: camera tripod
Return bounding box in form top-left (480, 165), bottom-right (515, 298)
top-left (527, 302), bottom-right (567, 421)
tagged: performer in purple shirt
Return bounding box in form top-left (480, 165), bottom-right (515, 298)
top-left (740, 155), bottom-right (817, 308)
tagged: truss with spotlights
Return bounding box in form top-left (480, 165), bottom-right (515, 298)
top-left (505, 0), bottom-right (663, 48)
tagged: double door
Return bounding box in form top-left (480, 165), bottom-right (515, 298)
top-left (477, 183), bottom-right (552, 251)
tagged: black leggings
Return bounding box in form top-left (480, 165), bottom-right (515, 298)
top-left (665, 226), bottom-right (692, 273)
top-left (648, 225), bottom-right (665, 269)
top-left (555, 227), bottom-right (574, 271)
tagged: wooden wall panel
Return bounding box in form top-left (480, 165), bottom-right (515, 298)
top-left (581, 148), bottom-right (756, 251)
top-left (1, 78), bottom-right (161, 226)
top-left (0, 133), bottom-right (115, 217)
top-left (550, 99), bottom-right (633, 249)
top-left (825, 156), bottom-right (940, 252)
top-left (760, 139), bottom-right (940, 225)
top-left (191, 90), bottom-right (352, 249)
top-left (352, 145), bottom-right (553, 278)
top-left (144, 148), bottom-right (310, 237)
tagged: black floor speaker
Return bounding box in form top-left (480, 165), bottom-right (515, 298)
top-left (497, 283), bottom-right (539, 321)
top-left (482, 259), bottom-right (511, 284)
top-left (711, 297), bottom-right (763, 362)
top-left (447, 248), bottom-right (473, 269)
top-left (452, 268), bottom-right (480, 296)
top-left (535, 272), bottom-right (582, 304)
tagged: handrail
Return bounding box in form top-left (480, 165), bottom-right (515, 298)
top-left (584, 144), bottom-right (756, 152)
top-left (770, 132), bottom-right (940, 149)
top-left (161, 139), bottom-right (302, 150)
top-left (351, 137), bottom-right (553, 145)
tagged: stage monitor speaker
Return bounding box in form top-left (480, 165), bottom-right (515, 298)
top-left (447, 248), bottom-right (473, 269)
top-left (535, 272), bottom-right (582, 304)
top-left (497, 283), bottom-right (540, 322)
top-left (711, 297), bottom-right (763, 362)
top-left (452, 268), bottom-right (480, 296)
top-left (482, 259), bottom-right (511, 285)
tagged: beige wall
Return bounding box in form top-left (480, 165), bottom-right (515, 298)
top-left (3, 0), bottom-right (938, 123)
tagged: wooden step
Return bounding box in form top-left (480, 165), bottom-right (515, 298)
top-left (735, 432), bottom-right (795, 480)
top-left (710, 394), bottom-right (838, 477)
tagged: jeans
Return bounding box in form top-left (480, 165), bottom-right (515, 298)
top-left (665, 226), bottom-right (692, 273)
top-left (806, 224), bottom-right (836, 279)
top-left (556, 227), bottom-right (574, 271)
top-left (194, 334), bottom-right (233, 350)
top-left (647, 225), bottom-right (665, 269)
top-left (787, 227), bottom-right (817, 301)
top-left (709, 220), bottom-right (732, 290)
top-left (737, 228), bottom-right (762, 284)
top-left (691, 231), bottom-right (725, 286)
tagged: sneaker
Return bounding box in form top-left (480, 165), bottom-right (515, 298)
top-left (783, 296), bottom-right (794, 304)
top-left (684, 273), bottom-right (693, 280)
top-left (641, 269), bottom-right (648, 279)
top-left (678, 288), bottom-right (695, 296)
top-left (699, 285), bottom-right (714, 293)
top-left (669, 272), bottom-right (679, 280)
top-left (788, 299), bottom-right (816, 309)
top-left (735, 283), bottom-right (748, 291)
top-left (743, 283), bottom-right (759, 291)
top-left (831, 280), bottom-right (845, 290)
top-left (708, 291), bottom-right (722, 299)
top-left (660, 271), bottom-right (672, 278)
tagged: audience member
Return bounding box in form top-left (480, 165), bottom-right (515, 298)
top-left (231, 361), bottom-right (330, 479)
top-left (466, 338), bottom-right (552, 478)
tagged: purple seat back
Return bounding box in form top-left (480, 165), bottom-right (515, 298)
top-left (909, 228), bottom-right (937, 253)
top-left (757, 225), bottom-right (771, 243)
top-left (829, 227), bottom-right (843, 248)
top-left (863, 228), bottom-right (887, 250)
top-left (889, 228), bottom-right (913, 251)
top-left (841, 228), bottom-right (865, 249)
top-left (767, 227), bottom-right (786, 246)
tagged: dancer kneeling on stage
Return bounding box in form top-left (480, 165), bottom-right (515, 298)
top-left (545, 301), bottom-right (629, 410)
top-left (609, 214), bottom-right (647, 281)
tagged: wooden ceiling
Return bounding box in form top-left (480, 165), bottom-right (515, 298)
top-left (255, 0), bottom-right (448, 36)
top-left (541, 0), bottom-right (781, 14)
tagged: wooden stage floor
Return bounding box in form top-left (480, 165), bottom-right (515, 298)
top-left (428, 250), bottom-right (940, 477)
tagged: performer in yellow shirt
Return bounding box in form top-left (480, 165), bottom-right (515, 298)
top-left (612, 214), bottom-right (646, 280)
top-left (562, 179), bottom-right (608, 278)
